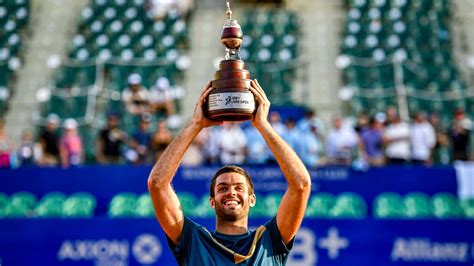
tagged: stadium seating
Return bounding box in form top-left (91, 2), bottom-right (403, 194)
top-left (35, 192), bottom-right (67, 217)
top-left (108, 192), bottom-right (137, 217)
top-left (36, 0), bottom-right (190, 163)
top-left (1, 190), bottom-right (472, 220)
top-left (340, 0), bottom-right (466, 126)
top-left (0, 0), bottom-right (30, 118)
top-left (306, 192), bottom-right (335, 218)
top-left (62, 192), bottom-right (97, 218)
top-left (239, 8), bottom-right (300, 105)
top-left (329, 192), bottom-right (367, 218)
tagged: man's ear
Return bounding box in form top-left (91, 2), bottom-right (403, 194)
top-left (249, 194), bottom-right (256, 207)
top-left (209, 197), bottom-right (215, 209)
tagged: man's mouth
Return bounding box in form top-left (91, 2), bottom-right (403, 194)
top-left (224, 200), bottom-right (240, 207)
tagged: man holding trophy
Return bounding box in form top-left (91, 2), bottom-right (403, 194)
top-left (147, 2), bottom-right (311, 265)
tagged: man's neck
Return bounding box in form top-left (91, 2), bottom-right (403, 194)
top-left (215, 218), bottom-right (248, 235)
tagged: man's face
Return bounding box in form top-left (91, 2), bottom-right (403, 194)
top-left (210, 172), bottom-right (255, 222)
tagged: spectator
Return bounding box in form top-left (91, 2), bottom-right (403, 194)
top-left (410, 112), bottom-right (436, 165)
top-left (59, 119), bottom-right (83, 168)
top-left (37, 113), bottom-right (60, 166)
top-left (151, 119), bottom-right (173, 161)
top-left (0, 120), bottom-right (13, 168)
top-left (150, 76), bottom-right (175, 117)
top-left (281, 118), bottom-right (300, 151)
top-left (269, 111), bottom-right (287, 136)
top-left (96, 113), bottom-right (127, 164)
top-left (17, 129), bottom-right (37, 167)
top-left (122, 73), bottom-right (151, 116)
top-left (384, 113), bottom-right (411, 164)
top-left (326, 116), bottom-right (359, 165)
top-left (428, 112), bottom-right (450, 164)
top-left (197, 127), bottom-right (220, 165)
top-left (297, 123), bottom-right (323, 167)
top-left (217, 122), bottom-right (247, 165)
top-left (360, 117), bottom-right (385, 166)
top-left (354, 111), bottom-right (369, 133)
top-left (127, 114), bottom-right (153, 165)
top-left (244, 123), bottom-right (271, 164)
top-left (297, 108), bottom-right (325, 136)
top-left (450, 108), bottom-right (472, 161)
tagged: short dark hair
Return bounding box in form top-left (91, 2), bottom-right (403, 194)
top-left (209, 165), bottom-right (254, 198)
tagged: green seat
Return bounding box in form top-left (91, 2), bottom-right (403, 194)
top-left (403, 193), bottom-right (433, 218)
top-left (432, 193), bottom-right (464, 219)
top-left (177, 192), bottom-right (197, 216)
top-left (373, 192), bottom-right (405, 218)
top-left (193, 195), bottom-right (214, 218)
top-left (35, 192), bottom-right (66, 217)
top-left (0, 192), bottom-right (8, 218)
top-left (460, 199), bottom-right (474, 219)
top-left (63, 192), bottom-right (96, 218)
top-left (306, 192), bottom-right (335, 218)
top-left (262, 193), bottom-right (282, 217)
top-left (135, 193), bottom-right (154, 217)
top-left (249, 193), bottom-right (269, 218)
top-left (108, 192), bottom-right (137, 218)
top-left (9, 191), bottom-right (37, 208)
top-left (329, 192), bottom-right (367, 218)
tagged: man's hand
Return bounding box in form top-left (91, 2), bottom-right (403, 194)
top-left (249, 79), bottom-right (271, 128)
top-left (191, 81), bottom-right (223, 129)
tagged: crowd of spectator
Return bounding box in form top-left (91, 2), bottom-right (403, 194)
top-left (0, 98), bottom-right (473, 169)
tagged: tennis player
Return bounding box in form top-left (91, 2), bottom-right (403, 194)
top-left (148, 79), bottom-right (311, 265)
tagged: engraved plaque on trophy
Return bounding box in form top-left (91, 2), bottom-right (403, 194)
top-left (206, 1), bottom-right (256, 121)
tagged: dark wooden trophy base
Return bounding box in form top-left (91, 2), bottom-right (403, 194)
top-left (206, 59), bottom-right (255, 121)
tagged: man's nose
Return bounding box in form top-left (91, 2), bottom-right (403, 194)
top-left (227, 187), bottom-right (237, 196)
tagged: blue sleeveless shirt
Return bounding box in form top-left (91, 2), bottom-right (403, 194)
top-left (166, 217), bottom-right (294, 265)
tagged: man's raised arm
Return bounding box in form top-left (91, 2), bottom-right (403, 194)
top-left (148, 81), bottom-right (222, 245)
top-left (249, 80), bottom-right (312, 245)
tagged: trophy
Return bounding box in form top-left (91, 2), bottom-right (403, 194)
top-left (206, 1), bottom-right (256, 121)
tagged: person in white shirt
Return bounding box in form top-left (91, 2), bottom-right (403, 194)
top-left (217, 122), bottom-right (247, 165)
top-left (122, 73), bottom-right (151, 116)
top-left (410, 112), bottom-right (436, 165)
top-left (384, 114), bottom-right (411, 164)
top-left (326, 116), bottom-right (359, 165)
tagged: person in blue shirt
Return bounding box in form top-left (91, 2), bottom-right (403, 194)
top-left (148, 80), bottom-right (312, 265)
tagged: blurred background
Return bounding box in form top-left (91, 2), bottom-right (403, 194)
top-left (1, 0), bottom-right (474, 265)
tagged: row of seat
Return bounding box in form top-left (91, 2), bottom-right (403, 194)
top-left (0, 0), bottom-right (30, 119)
top-left (340, 0), bottom-right (466, 124)
top-left (2, 191), bottom-right (473, 219)
top-left (0, 191), bottom-right (96, 218)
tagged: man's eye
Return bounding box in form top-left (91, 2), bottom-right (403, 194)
top-left (236, 186), bottom-right (244, 191)
top-left (218, 188), bottom-right (226, 192)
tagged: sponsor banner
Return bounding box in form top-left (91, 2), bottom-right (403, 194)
top-left (0, 218), bottom-right (473, 266)
top-left (0, 165), bottom-right (457, 214)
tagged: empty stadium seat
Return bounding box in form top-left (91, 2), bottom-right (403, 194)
top-left (63, 192), bottom-right (96, 218)
top-left (403, 192), bottom-right (433, 218)
top-left (432, 193), bottom-right (464, 219)
top-left (108, 192), bottom-right (137, 217)
top-left (35, 192), bottom-right (67, 217)
top-left (329, 192), bottom-right (367, 218)
top-left (306, 192), bottom-right (335, 218)
top-left (135, 192), bottom-right (154, 217)
top-left (373, 192), bottom-right (405, 218)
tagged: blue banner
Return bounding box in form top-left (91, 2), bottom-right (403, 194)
top-left (0, 165), bottom-right (458, 215)
top-left (1, 218), bottom-right (473, 266)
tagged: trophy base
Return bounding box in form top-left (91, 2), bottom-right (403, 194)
top-left (207, 109), bottom-right (254, 122)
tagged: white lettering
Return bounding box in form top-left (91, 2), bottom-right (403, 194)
top-left (288, 227), bottom-right (317, 266)
top-left (391, 238), bottom-right (468, 262)
top-left (57, 239), bottom-right (129, 261)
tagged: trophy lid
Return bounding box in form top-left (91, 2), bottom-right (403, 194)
top-left (221, 1), bottom-right (243, 50)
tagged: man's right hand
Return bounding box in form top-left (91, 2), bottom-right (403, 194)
top-left (191, 81), bottom-right (223, 129)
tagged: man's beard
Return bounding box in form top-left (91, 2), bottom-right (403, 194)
top-left (215, 202), bottom-right (248, 222)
